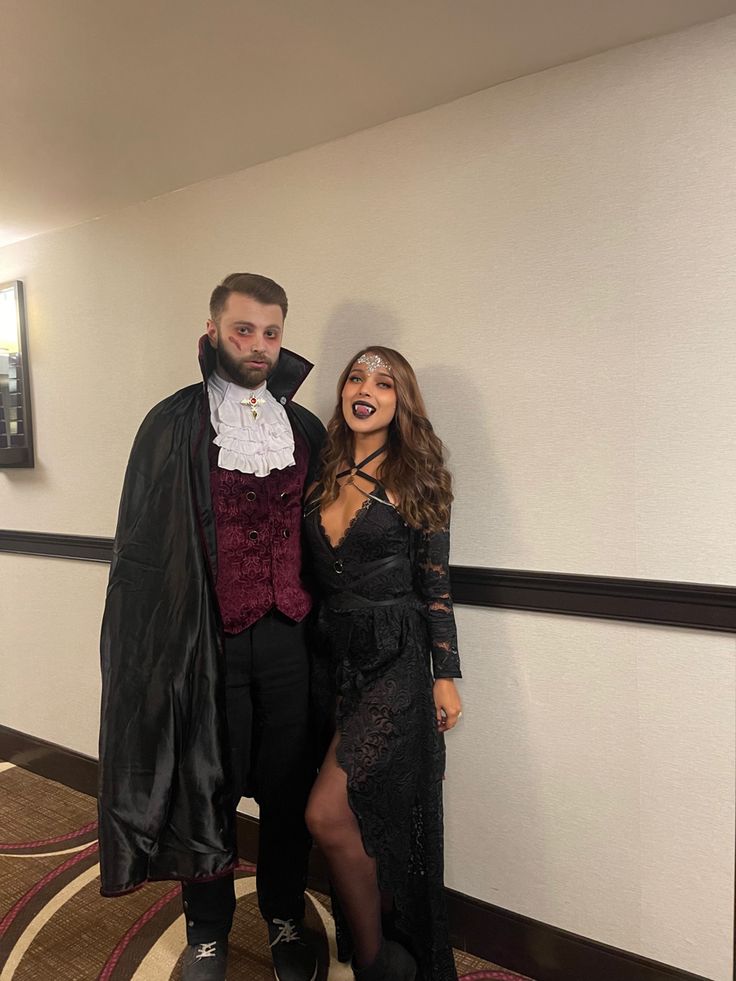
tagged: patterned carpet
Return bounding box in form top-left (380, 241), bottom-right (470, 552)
top-left (0, 761), bottom-right (530, 980)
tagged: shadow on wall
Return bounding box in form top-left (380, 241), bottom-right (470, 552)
top-left (416, 365), bottom-right (520, 569)
top-left (310, 308), bottom-right (523, 568)
top-left (311, 315), bottom-right (542, 881)
top-left (308, 302), bottom-right (406, 421)
top-left (0, 457), bottom-right (48, 487)
top-left (417, 369), bottom-right (543, 912)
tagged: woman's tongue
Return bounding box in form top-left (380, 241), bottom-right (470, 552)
top-left (353, 402), bottom-right (374, 419)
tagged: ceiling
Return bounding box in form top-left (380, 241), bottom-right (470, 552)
top-left (1, 0), bottom-right (734, 247)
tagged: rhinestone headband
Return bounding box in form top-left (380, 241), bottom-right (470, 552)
top-left (355, 352), bottom-right (392, 374)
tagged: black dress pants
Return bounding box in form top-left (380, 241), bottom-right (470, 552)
top-left (181, 611), bottom-right (314, 943)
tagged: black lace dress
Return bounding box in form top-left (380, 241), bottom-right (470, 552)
top-left (304, 486), bottom-right (462, 981)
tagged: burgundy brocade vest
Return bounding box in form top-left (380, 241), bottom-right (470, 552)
top-left (209, 431), bottom-right (312, 634)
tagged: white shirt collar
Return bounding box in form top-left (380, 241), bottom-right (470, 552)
top-left (207, 370), bottom-right (295, 477)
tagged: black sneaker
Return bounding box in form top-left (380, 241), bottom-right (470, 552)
top-left (181, 939), bottom-right (228, 980)
top-left (267, 918), bottom-right (318, 981)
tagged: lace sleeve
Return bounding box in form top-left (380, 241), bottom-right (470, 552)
top-left (413, 525), bottom-right (462, 680)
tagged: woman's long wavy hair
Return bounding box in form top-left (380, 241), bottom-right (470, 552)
top-left (318, 346), bottom-right (453, 532)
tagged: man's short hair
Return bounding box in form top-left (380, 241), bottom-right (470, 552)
top-left (209, 273), bottom-right (288, 322)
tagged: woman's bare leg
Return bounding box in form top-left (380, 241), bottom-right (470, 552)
top-left (305, 733), bottom-right (382, 968)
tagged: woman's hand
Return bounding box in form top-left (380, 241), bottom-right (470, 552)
top-left (433, 679), bottom-right (462, 732)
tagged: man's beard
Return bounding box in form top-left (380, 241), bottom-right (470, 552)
top-left (216, 343), bottom-right (277, 389)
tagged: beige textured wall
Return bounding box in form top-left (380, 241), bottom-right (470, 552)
top-left (446, 610), bottom-right (734, 980)
top-left (1, 16), bottom-right (734, 980)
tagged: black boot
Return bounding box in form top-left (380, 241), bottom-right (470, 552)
top-left (330, 885), bottom-right (354, 963)
top-left (353, 940), bottom-right (417, 981)
top-left (335, 915), bottom-right (354, 964)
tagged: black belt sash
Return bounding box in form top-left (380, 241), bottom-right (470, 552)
top-left (325, 552), bottom-right (415, 612)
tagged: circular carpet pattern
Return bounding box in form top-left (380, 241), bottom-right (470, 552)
top-left (0, 763), bottom-right (531, 980)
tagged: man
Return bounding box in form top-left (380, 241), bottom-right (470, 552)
top-left (98, 273), bottom-right (325, 981)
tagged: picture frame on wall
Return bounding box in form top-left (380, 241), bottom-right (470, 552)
top-left (0, 280), bottom-right (34, 468)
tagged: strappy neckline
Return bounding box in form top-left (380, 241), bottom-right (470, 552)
top-left (336, 443), bottom-right (387, 487)
top-left (306, 445), bottom-right (396, 551)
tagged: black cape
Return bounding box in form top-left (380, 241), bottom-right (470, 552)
top-left (98, 338), bottom-right (325, 896)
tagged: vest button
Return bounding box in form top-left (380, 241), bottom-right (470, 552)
top-left (248, 530), bottom-right (259, 541)
top-left (246, 491), bottom-right (256, 502)
top-left (282, 529), bottom-right (290, 539)
top-left (280, 492), bottom-right (289, 502)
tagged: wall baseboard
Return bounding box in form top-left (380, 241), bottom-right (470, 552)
top-left (0, 722), bottom-right (99, 797)
top-left (2, 529), bottom-right (736, 632)
top-left (0, 724), bottom-right (714, 981)
top-left (444, 891), bottom-right (715, 981)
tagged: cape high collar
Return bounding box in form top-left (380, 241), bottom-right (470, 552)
top-left (197, 334), bottom-right (314, 405)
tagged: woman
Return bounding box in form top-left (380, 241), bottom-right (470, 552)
top-left (304, 347), bottom-right (462, 981)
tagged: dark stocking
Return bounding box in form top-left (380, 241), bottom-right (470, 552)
top-left (305, 734), bottom-right (382, 968)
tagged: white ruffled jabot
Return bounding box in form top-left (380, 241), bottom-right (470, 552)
top-left (207, 371), bottom-right (295, 477)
